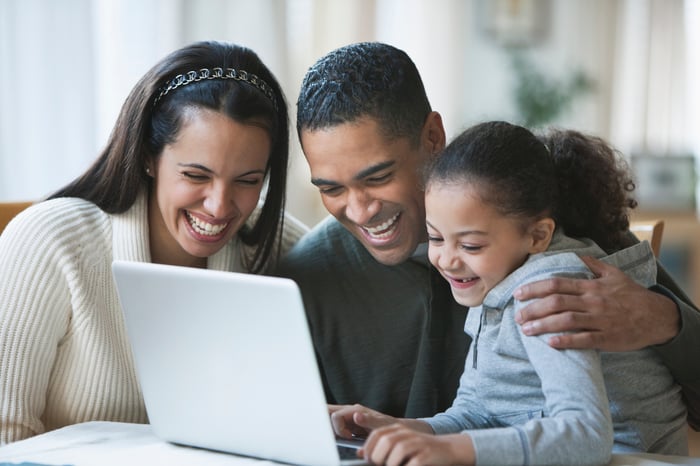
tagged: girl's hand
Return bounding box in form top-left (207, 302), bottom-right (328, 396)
top-left (328, 404), bottom-right (398, 439)
top-left (361, 424), bottom-right (475, 466)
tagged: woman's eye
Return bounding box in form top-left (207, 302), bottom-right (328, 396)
top-left (183, 172), bottom-right (208, 181)
top-left (237, 178), bottom-right (262, 186)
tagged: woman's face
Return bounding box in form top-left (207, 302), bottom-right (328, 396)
top-left (147, 107), bottom-right (271, 267)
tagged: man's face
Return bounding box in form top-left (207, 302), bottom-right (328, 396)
top-left (300, 117), bottom-right (433, 266)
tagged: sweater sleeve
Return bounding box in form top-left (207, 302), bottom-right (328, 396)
top-left (0, 202), bottom-right (75, 444)
top-left (279, 211), bottom-right (310, 257)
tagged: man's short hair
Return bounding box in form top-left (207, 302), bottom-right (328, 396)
top-left (296, 42), bottom-right (432, 146)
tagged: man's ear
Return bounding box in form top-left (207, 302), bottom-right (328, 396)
top-left (421, 111), bottom-right (446, 156)
top-left (529, 218), bottom-right (555, 254)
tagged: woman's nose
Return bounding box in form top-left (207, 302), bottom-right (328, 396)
top-left (203, 184), bottom-right (238, 218)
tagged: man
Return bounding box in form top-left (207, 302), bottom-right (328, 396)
top-left (278, 42), bottom-right (700, 425)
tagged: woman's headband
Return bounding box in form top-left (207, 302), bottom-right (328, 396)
top-left (153, 67), bottom-right (278, 111)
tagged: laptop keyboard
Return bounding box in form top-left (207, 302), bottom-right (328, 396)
top-left (337, 444), bottom-right (361, 460)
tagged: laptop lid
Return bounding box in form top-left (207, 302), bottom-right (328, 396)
top-left (112, 260), bottom-right (365, 466)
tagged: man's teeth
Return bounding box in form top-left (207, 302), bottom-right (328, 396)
top-left (186, 212), bottom-right (227, 236)
top-left (364, 213), bottom-right (400, 238)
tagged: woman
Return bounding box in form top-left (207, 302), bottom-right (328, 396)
top-left (0, 41), bottom-right (307, 444)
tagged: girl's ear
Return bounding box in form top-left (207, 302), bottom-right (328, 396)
top-left (528, 218), bottom-right (555, 254)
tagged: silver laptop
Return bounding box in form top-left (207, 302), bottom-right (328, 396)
top-left (112, 260), bottom-right (367, 466)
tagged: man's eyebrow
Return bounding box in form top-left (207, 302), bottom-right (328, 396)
top-left (311, 160), bottom-right (396, 187)
top-left (311, 177), bottom-right (338, 187)
top-left (354, 160), bottom-right (395, 180)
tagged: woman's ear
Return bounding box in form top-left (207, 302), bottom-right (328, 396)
top-left (528, 218), bottom-right (555, 254)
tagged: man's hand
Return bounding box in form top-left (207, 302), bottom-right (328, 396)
top-left (514, 256), bottom-right (680, 351)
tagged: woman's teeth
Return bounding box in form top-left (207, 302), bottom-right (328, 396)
top-left (186, 212), bottom-right (227, 236)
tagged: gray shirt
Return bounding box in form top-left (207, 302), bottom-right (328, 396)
top-left (276, 216), bottom-right (469, 418)
top-left (423, 232), bottom-right (688, 465)
top-left (276, 216), bottom-right (700, 425)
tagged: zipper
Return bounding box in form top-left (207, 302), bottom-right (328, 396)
top-left (472, 309), bottom-right (485, 369)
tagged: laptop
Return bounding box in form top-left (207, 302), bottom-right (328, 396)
top-left (112, 260), bottom-right (367, 466)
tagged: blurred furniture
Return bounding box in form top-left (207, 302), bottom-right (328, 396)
top-left (631, 211), bottom-right (700, 305)
top-left (630, 219), bottom-right (665, 257)
top-left (0, 201), bottom-right (33, 234)
top-left (690, 426), bottom-right (700, 457)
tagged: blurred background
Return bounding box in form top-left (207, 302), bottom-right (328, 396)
top-left (2, 0), bottom-right (700, 300)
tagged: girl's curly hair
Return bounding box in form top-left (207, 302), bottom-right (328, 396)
top-left (426, 121), bottom-right (637, 253)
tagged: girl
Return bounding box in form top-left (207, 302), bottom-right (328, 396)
top-left (330, 121), bottom-right (687, 465)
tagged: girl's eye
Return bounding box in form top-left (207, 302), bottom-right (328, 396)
top-left (461, 244), bottom-right (482, 252)
top-left (427, 235), bottom-right (443, 243)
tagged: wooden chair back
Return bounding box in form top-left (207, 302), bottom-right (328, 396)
top-left (629, 219), bottom-right (664, 258)
top-left (0, 201), bottom-right (33, 235)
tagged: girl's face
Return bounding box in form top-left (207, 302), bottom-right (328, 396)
top-left (147, 108), bottom-right (271, 268)
top-left (425, 182), bottom-right (552, 307)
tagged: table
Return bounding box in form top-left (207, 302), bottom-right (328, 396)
top-left (0, 422), bottom-right (699, 466)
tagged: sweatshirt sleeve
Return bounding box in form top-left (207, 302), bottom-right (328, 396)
top-left (425, 260), bottom-right (615, 466)
top-left (464, 322), bottom-right (613, 466)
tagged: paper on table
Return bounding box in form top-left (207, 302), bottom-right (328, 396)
top-left (0, 422), bottom-right (276, 466)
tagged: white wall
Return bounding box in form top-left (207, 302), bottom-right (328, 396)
top-left (0, 0), bottom-right (695, 227)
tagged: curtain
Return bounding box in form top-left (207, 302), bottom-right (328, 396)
top-left (0, 0), bottom-right (96, 200)
top-left (609, 0), bottom-right (689, 155)
top-left (1, 0), bottom-right (696, 225)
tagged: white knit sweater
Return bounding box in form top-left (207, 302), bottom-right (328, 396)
top-left (0, 194), bottom-right (307, 444)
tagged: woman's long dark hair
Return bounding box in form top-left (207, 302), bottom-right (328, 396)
top-left (49, 41), bottom-right (290, 272)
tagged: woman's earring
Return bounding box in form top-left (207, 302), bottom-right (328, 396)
top-left (145, 167), bottom-right (152, 176)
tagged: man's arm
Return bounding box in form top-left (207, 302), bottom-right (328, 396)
top-left (513, 255), bottom-right (700, 428)
top-left (513, 256), bottom-right (681, 351)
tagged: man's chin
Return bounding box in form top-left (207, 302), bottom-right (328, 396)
top-left (366, 245), bottom-right (413, 266)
